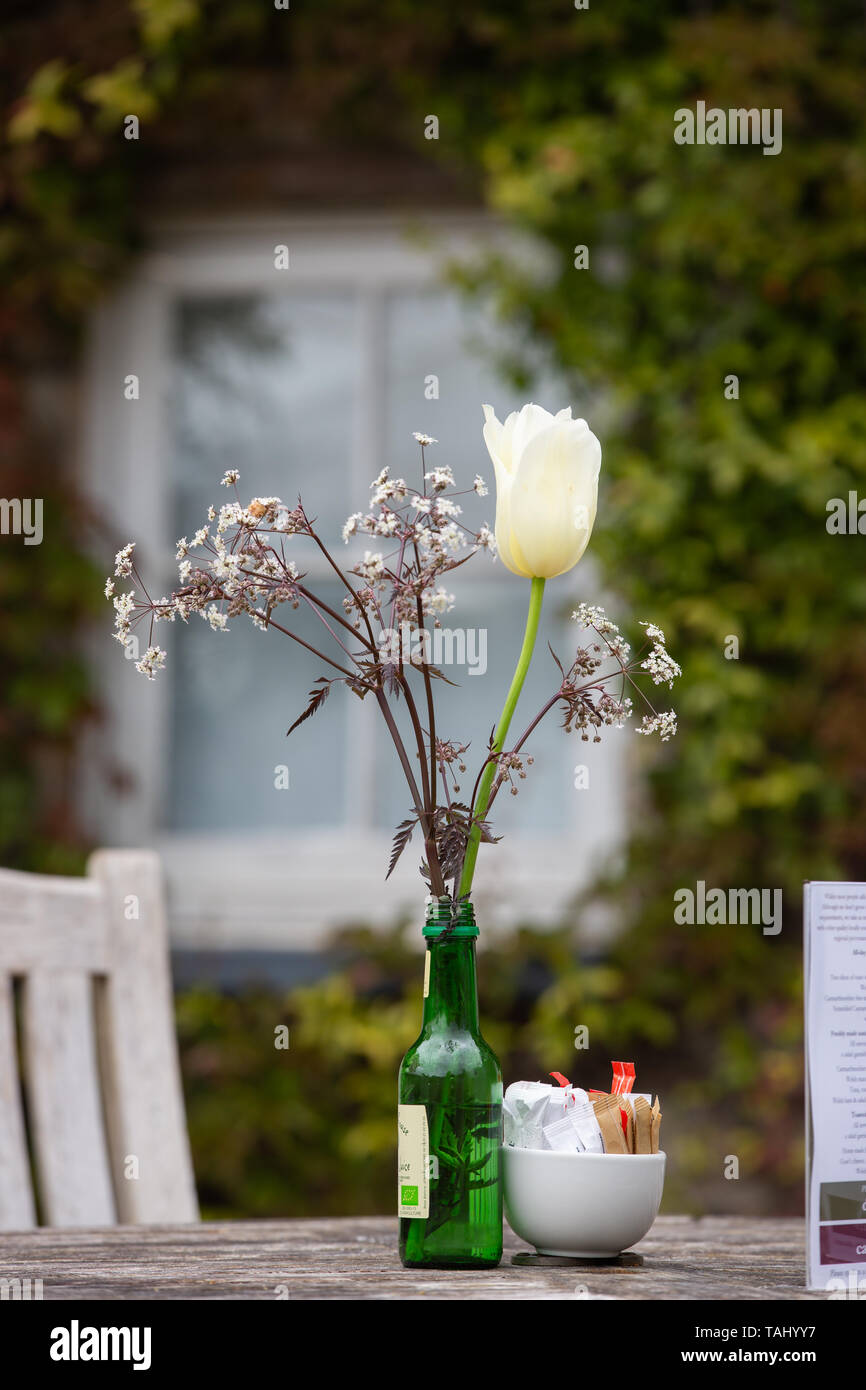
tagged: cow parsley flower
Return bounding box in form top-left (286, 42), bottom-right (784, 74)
top-left (135, 646), bottom-right (166, 680)
top-left (422, 586), bottom-right (455, 615)
top-left (641, 642), bottom-right (681, 689)
top-left (205, 604), bottom-right (229, 631)
top-left (425, 465), bottom-right (455, 492)
top-left (114, 542), bottom-right (135, 577)
top-left (636, 710), bottom-right (678, 741)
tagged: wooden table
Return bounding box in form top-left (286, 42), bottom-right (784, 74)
top-left (0, 1215), bottom-right (825, 1300)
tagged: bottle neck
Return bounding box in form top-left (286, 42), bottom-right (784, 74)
top-left (422, 937), bottom-right (479, 1033)
top-left (421, 899), bottom-right (479, 1033)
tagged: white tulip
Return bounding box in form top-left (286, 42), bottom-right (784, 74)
top-left (482, 403), bottom-right (601, 579)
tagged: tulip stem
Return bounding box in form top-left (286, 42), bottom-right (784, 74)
top-left (458, 576), bottom-right (546, 898)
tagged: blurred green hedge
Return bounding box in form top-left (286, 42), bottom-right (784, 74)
top-left (177, 914), bottom-right (803, 1220)
top-left (4, 1), bottom-right (859, 1217)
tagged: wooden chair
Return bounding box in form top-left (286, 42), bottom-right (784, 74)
top-left (0, 850), bottom-right (198, 1228)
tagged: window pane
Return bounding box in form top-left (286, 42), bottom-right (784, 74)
top-left (384, 288), bottom-right (558, 533)
top-left (172, 294), bottom-right (357, 538)
top-left (166, 581), bottom-right (348, 832)
top-left (166, 294), bottom-right (358, 831)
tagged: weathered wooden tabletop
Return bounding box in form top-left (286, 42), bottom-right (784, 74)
top-left (0, 1215), bottom-right (825, 1300)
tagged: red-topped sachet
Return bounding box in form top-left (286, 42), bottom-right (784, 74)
top-left (611, 1061), bottom-right (635, 1095)
top-left (548, 1071), bottom-right (571, 1088)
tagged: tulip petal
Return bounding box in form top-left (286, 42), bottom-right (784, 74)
top-left (491, 461), bottom-right (532, 576)
top-left (484, 405), bottom-right (533, 573)
top-left (481, 404), bottom-right (509, 476)
top-left (510, 402), bottom-right (557, 471)
top-left (509, 418), bottom-right (601, 578)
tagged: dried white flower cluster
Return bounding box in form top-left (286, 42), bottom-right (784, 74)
top-left (106, 471), bottom-right (314, 676)
top-left (636, 710), bottom-right (678, 740)
top-left (107, 438), bottom-right (499, 679)
top-left (493, 750), bottom-right (535, 797)
top-left (565, 603), bottom-right (679, 742)
top-left (338, 450), bottom-right (495, 630)
top-left (639, 622), bottom-right (682, 689)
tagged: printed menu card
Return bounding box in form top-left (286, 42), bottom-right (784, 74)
top-left (804, 881), bottom-right (866, 1291)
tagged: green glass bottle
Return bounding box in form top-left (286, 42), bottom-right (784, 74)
top-left (398, 899), bottom-right (503, 1268)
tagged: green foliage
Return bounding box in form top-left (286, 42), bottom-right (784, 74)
top-left (0, 475), bottom-right (102, 872)
top-left (417, 0), bottom-right (865, 1203)
top-left (178, 920), bottom-right (804, 1218)
top-left (3, 0), bottom-right (860, 1208)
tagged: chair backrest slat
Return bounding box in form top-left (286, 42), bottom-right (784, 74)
top-left (90, 852), bottom-right (199, 1224)
top-left (0, 976), bottom-right (36, 1229)
top-left (0, 851), bottom-right (198, 1228)
top-left (21, 971), bottom-right (116, 1227)
top-left (0, 875), bottom-right (107, 974)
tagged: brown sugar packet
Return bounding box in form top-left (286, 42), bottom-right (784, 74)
top-left (591, 1094), bottom-right (628, 1153)
top-left (622, 1101), bottom-right (635, 1153)
top-left (650, 1096), bottom-right (662, 1153)
top-left (632, 1095), bottom-right (653, 1154)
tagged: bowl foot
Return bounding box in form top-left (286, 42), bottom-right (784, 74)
top-left (512, 1250), bottom-right (644, 1268)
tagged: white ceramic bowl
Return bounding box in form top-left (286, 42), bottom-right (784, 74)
top-left (502, 1146), bottom-right (666, 1258)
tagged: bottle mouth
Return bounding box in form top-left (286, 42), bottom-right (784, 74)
top-left (423, 898), bottom-right (478, 939)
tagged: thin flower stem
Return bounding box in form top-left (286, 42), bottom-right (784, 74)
top-left (413, 544), bottom-right (438, 814)
top-left (458, 576), bottom-right (546, 898)
top-left (375, 690), bottom-right (445, 897)
top-left (398, 674), bottom-right (445, 895)
top-left (483, 692), bottom-right (560, 820)
top-left (307, 526), bottom-right (377, 650)
top-left (234, 563), bottom-right (369, 656)
top-left (438, 759), bottom-right (454, 813)
top-left (625, 669), bottom-right (660, 717)
top-left (389, 534), bottom-right (409, 637)
top-left (254, 612), bottom-right (365, 684)
top-left (296, 591), bottom-right (363, 668)
top-left (293, 579), bottom-right (377, 652)
top-left (483, 662), bottom-right (648, 818)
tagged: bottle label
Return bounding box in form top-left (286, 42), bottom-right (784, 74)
top-left (423, 949), bottom-right (431, 999)
top-left (397, 1104), bottom-right (429, 1218)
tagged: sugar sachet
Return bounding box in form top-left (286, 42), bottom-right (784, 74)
top-left (542, 1115), bottom-right (584, 1152)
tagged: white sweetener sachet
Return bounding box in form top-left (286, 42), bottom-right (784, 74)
top-left (502, 1090), bottom-right (550, 1149)
top-left (505, 1080), bottom-right (562, 1139)
top-left (502, 1097), bottom-right (519, 1146)
top-left (542, 1115), bottom-right (585, 1152)
top-left (568, 1099), bottom-right (605, 1153)
top-left (505, 1081), bottom-right (554, 1109)
top-left (543, 1084), bottom-right (589, 1127)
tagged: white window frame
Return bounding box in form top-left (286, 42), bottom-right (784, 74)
top-left (78, 213), bottom-right (626, 948)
